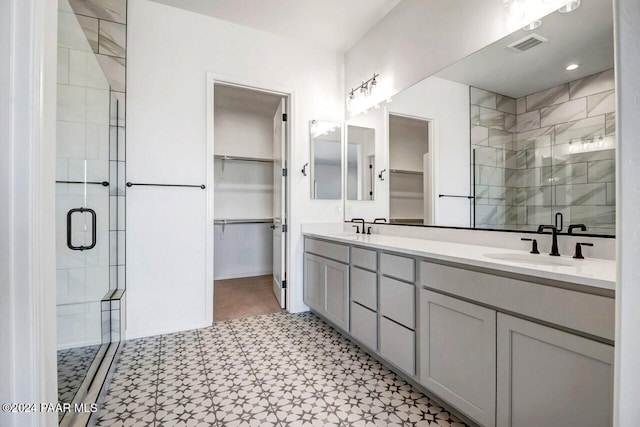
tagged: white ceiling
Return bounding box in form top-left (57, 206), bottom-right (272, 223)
top-left (151, 0), bottom-right (402, 51)
top-left (436, 0), bottom-right (614, 98)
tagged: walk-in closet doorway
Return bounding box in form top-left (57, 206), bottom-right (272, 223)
top-left (209, 81), bottom-right (290, 322)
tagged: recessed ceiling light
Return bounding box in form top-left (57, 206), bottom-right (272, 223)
top-left (522, 20), bottom-right (542, 31)
top-left (566, 63), bottom-right (580, 71)
top-left (558, 0), bottom-right (581, 13)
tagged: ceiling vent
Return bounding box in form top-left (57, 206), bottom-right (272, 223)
top-left (508, 34), bottom-right (548, 52)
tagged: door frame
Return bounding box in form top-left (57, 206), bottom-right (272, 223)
top-left (205, 73), bottom-right (293, 323)
top-left (386, 111), bottom-right (435, 225)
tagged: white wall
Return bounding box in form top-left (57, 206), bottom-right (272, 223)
top-left (388, 76), bottom-right (471, 227)
top-left (126, 0), bottom-right (344, 338)
top-left (614, 0), bottom-right (640, 425)
top-left (345, 0), bottom-right (565, 100)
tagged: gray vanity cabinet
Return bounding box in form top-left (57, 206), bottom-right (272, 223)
top-left (303, 239), bottom-right (349, 331)
top-left (496, 313), bottom-right (614, 427)
top-left (419, 289), bottom-right (496, 427)
top-left (303, 253), bottom-right (324, 312)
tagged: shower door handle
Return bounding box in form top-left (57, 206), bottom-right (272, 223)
top-left (67, 208), bottom-right (97, 251)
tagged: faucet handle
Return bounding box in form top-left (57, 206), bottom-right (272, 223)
top-left (568, 224), bottom-right (587, 234)
top-left (352, 225), bottom-right (361, 234)
top-left (573, 242), bottom-right (594, 259)
top-left (521, 238), bottom-right (540, 254)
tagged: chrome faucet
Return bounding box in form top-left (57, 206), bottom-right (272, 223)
top-left (537, 225), bottom-right (560, 256)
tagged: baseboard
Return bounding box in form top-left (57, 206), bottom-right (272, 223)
top-left (125, 320), bottom-right (212, 341)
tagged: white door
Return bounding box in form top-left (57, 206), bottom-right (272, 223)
top-left (272, 99), bottom-right (286, 308)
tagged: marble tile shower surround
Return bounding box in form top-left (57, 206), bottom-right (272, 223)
top-left (65, 0), bottom-right (127, 295)
top-left (471, 69), bottom-right (616, 235)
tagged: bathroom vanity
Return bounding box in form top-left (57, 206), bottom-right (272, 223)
top-left (302, 229), bottom-right (615, 427)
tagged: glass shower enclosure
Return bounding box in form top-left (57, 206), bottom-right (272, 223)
top-left (56, 0), bottom-right (125, 422)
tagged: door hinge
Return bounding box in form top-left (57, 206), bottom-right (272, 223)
top-left (282, 280), bottom-right (287, 289)
top-left (282, 224), bottom-right (288, 233)
top-left (282, 168), bottom-right (287, 177)
top-left (282, 113), bottom-right (288, 122)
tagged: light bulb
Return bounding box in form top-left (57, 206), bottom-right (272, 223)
top-left (565, 63), bottom-right (580, 71)
top-left (522, 20), bottom-right (542, 31)
top-left (558, 0), bottom-right (580, 13)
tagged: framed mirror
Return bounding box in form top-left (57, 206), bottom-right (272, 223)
top-left (309, 120), bottom-right (342, 200)
top-left (346, 0), bottom-right (615, 236)
top-left (346, 125), bottom-right (376, 201)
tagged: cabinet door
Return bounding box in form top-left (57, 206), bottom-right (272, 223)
top-left (303, 253), bottom-right (324, 312)
top-left (419, 289), bottom-right (496, 427)
top-left (323, 257), bottom-right (349, 331)
top-left (497, 313), bottom-right (614, 427)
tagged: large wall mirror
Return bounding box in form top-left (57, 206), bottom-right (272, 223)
top-left (347, 0), bottom-right (615, 236)
top-left (309, 120), bottom-right (342, 200)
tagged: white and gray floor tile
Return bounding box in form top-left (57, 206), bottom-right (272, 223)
top-left (94, 312), bottom-right (468, 427)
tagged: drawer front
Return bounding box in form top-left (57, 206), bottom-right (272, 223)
top-left (380, 276), bottom-right (415, 329)
top-left (351, 247), bottom-right (377, 271)
top-left (351, 266), bottom-right (377, 310)
top-left (380, 316), bottom-right (415, 375)
top-left (305, 237), bottom-right (349, 264)
top-left (380, 253), bottom-right (415, 282)
top-left (419, 261), bottom-right (615, 341)
top-left (350, 302), bottom-right (377, 350)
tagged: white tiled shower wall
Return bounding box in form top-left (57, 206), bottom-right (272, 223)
top-left (472, 69), bottom-right (616, 235)
top-left (56, 0), bottom-right (127, 349)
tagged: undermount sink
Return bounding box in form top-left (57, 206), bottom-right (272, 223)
top-left (484, 252), bottom-right (576, 267)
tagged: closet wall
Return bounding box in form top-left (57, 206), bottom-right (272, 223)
top-left (213, 85), bottom-right (279, 280)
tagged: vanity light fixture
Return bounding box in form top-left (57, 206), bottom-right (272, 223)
top-left (566, 63), bottom-right (580, 71)
top-left (347, 73), bottom-right (391, 114)
top-left (522, 19), bottom-right (542, 30)
top-left (558, 0), bottom-right (580, 13)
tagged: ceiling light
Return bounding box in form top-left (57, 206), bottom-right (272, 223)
top-left (558, 0), bottom-right (580, 13)
top-left (522, 20), bottom-right (542, 31)
top-left (566, 63), bottom-right (580, 71)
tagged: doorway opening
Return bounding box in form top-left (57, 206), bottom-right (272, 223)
top-left (388, 113), bottom-right (433, 225)
top-left (212, 83), bottom-right (288, 322)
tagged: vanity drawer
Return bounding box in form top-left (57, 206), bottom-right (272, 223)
top-left (305, 237), bottom-right (349, 264)
top-left (351, 302), bottom-right (377, 350)
top-left (380, 276), bottom-right (415, 329)
top-left (419, 261), bottom-right (615, 341)
top-left (380, 253), bottom-right (415, 282)
top-left (351, 247), bottom-right (377, 271)
top-left (380, 316), bottom-right (415, 375)
top-left (351, 266), bottom-right (377, 310)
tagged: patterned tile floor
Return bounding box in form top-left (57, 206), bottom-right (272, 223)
top-left (58, 344), bottom-right (101, 404)
top-left (94, 312), bottom-right (468, 427)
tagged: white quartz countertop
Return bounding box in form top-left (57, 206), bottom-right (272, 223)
top-left (302, 230), bottom-right (616, 291)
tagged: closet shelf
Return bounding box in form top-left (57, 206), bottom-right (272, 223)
top-left (390, 169), bottom-right (423, 176)
top-left (214, 218), bottom-right (274, 225)
top-left (214, 154), bottom-right (274, 163)
top-left (390, 191), bottom-right (424, 199)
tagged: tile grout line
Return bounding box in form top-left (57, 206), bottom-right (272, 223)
top-left (195, 329), bottom-right (221, 427)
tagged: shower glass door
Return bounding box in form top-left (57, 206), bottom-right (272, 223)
top-left (56, 0), bottom-right (123, 414)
